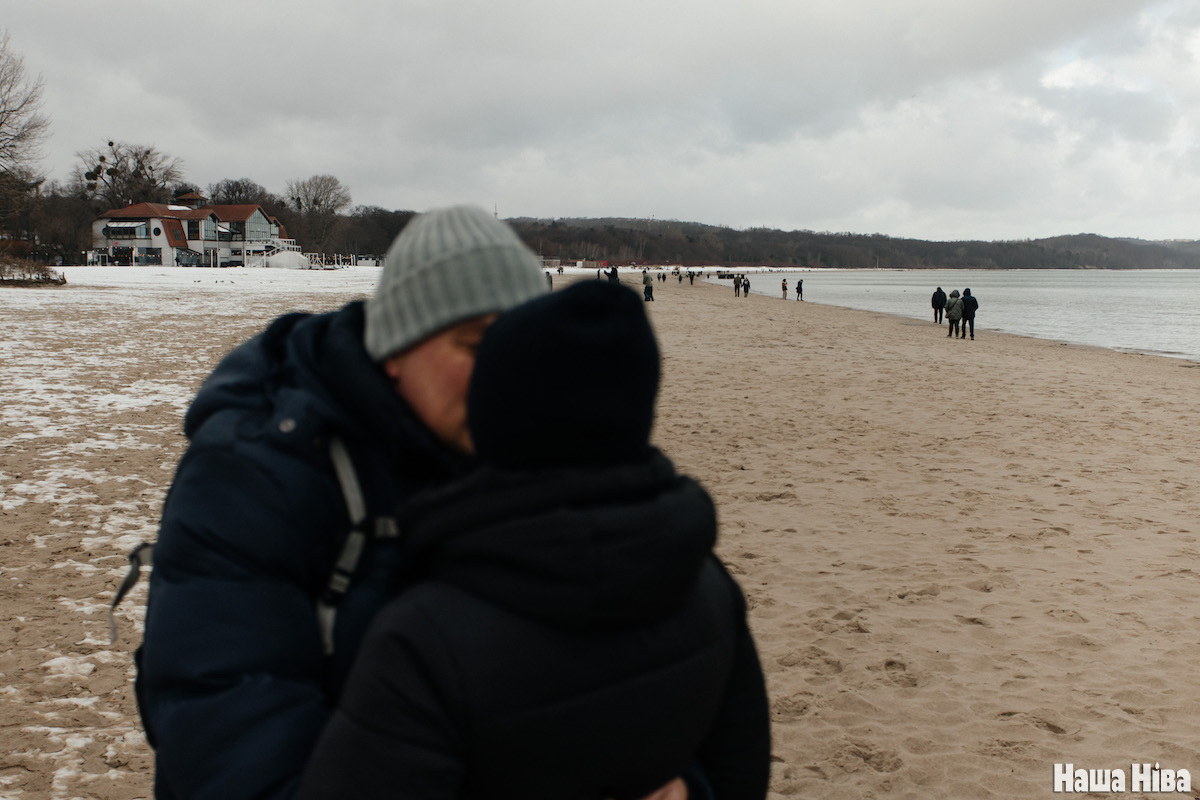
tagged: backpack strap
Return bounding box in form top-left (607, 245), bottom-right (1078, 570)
top-left (109, 542), bottom-right (154, 643)
top-left (317, 435), bottom-right (399, 656)
top-left (108, 437), bottom-right (397, 655)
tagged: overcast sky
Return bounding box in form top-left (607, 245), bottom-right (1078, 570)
top-left (5, 0), bottom-right (1200, 241)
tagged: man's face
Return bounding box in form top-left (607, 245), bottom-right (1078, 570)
top-left (383, 314), bottom-right (497, 453)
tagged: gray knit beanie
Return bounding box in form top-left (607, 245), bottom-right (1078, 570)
top-left (364, 205), bottom-right (548, 361)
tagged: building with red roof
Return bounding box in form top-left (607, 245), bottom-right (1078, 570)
top-left (90, 198), bottom-right (301, 267)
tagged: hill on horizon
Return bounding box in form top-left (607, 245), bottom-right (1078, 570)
top-left (507, 216), bottom-right (1200, 269)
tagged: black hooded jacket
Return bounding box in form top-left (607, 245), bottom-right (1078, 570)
top-left (961, 289), bottom-right (979, 319)
top-left (139, 302), bottom-right (473, 799)
top-left (299, 452), bottom-right (771, 800)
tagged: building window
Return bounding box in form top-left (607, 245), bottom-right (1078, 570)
top-left (248, 212), bottom-right (271, 241)
top-left (104, 223), bottom-right (149, 239)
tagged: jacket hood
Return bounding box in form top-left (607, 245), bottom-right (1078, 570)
top-left (949, 289), bottom-right (960, 297)
top-left (183, 301), bottom-right (467, 474)
top-left (398, 450), bottom-right (717, 629)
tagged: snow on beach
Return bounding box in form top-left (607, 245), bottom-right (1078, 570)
top-left (1, 267), bottom-right (380, 798)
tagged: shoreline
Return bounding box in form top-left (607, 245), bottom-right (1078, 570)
top-left (696, 270), bottom-right (1200, 365)
top-left (42, 263), bottom-right (1200, 364)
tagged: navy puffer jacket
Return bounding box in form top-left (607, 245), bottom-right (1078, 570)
top-left (299, 453), bottom-right (771, 800)
top-left (138, 301), bottom-right (471, 800)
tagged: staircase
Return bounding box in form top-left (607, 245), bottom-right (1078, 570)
top-left (244, 237), bottom-right (307, 268)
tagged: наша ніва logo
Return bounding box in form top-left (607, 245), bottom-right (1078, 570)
top-left (1054, 763), bottom-right (1191, 793)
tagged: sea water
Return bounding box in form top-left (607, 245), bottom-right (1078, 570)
top-left (725, 269), bottom-right (1200, 363)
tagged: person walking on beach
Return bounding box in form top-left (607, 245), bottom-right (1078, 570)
top-left (604, 265), bottom-right (619, 283)
top-left (796, 280), bottom-right (803, 301)
top-left (781, 278), bottom-right (787, 299)
top-left (734, 276), bottom-right (741, 297)
top-left (931, 286), bottom-right (946, 323)
top-left (643, 269), bottom-right (655, 302)
top-left (944, 289), bottom-right (963, 338)
top-left (136, 206), bottom-right (695, 800)
top-left (960, 288), bottom-right (979, 339)
top-left (299, 281), bottom-right (772, 800)
top-left (742, 276), bottom-right (750, 297)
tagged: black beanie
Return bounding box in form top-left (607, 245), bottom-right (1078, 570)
top-left (468, 280), bottom-right (660, 469)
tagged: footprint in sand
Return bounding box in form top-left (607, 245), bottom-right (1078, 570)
top-left (979, 738), bottom-right (1037, 758)
top-left (996, 710), bottom-right (1070, 735)
top-left (884, 659), bottom-right (919, 688)
top-left (777, 646), bottom-right (844, 675)
top-left (830, 739), bottom-right (903, 773)
top-left (771, 691), bottom-right (814, 721)
top-left (895, 585), bottom-right (940, 601)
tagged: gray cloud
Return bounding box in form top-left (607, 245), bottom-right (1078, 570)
top-left (3, 0), bottom-right (1197, 240)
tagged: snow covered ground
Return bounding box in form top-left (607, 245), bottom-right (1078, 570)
top-left (1, 267), bottom-right (381, 798)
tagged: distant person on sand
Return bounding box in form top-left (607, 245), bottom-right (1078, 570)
top-left (960, 288), bottom-right (979, 340)
top-left (742, 277), bottom-right (750, 297)
top-left (299, 281), bottom-right (771, 799)
top-left (796, 280), bottom-right (803, 301)
top-left (604, 265), bottom-right (619, 283)
top-left (734, 276), bottom-right (741, 297)
top-left (781, 278), bottom-right (787, 299)
top-left (944, 289), bottom-right (963, 338)
top-left (643, 269), bottom-right (655, 302)
top-left (931, 287), bottom-right (946, 324)
top-left (545, 271), bottom-right (553, 290)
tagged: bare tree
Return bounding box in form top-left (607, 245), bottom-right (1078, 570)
top-left (74, 140), bottom-right (186, 209)
top-left (0, 29), bottom-right (49, 173)
top-left (285, 174), bottom-right (352, 217)
top-left (208, 177), bottom-right (272, 205)
top-left (0, 165), bottom-right (43, 245)
top-left (285, 174), bottom-right (352, 250)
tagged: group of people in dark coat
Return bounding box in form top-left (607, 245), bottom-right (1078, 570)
top-left (931, 286), bottom-right (979, 339)
top-left (137, 206), bottom-right (771, 800)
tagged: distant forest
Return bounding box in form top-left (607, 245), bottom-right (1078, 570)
top-left (507, 217), bottom-right (1200, 270)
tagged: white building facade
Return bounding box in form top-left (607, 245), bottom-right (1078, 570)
top-left (90, 199), bottom-right (302, 267)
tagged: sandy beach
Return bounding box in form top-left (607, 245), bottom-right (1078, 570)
top-left (3, 270), bottom-right (1199, 798)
